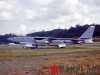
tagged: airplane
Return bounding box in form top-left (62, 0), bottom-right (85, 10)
top-left (7, 26), bottom-right (95, 49)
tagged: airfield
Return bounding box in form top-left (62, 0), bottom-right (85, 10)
top-left (0, 42), bottom-right (100, 75)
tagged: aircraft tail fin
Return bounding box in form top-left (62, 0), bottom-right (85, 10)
top-left (79, 26), bottom-right (95, 39)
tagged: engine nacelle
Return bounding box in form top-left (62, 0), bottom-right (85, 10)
top-left (83, 39), bottom-right (93, 44)
top-left (36, 38), bottom-right (49, 44)
top-left (58, 43), bottom-right (66, 48)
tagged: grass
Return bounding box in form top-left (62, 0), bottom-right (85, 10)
top-left (0, 46), bottom-right (100, 75)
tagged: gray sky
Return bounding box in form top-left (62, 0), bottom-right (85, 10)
top-left (0, 0), bottom-right (100, 35)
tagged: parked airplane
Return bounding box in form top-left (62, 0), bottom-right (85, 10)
top-left (7, 26), bottom-right (95, 48)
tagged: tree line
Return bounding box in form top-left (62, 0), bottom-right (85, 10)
top-left (27, 24), bottom-right (100, 38)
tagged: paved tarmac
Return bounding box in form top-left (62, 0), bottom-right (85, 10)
top-left (0, 42), bottom-right (100, 49)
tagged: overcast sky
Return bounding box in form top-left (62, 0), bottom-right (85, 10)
top-left (0, 0), bottom-right (100, 35)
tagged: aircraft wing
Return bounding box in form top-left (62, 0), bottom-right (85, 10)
top-left (34, 36), bottom-right (73, 40)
